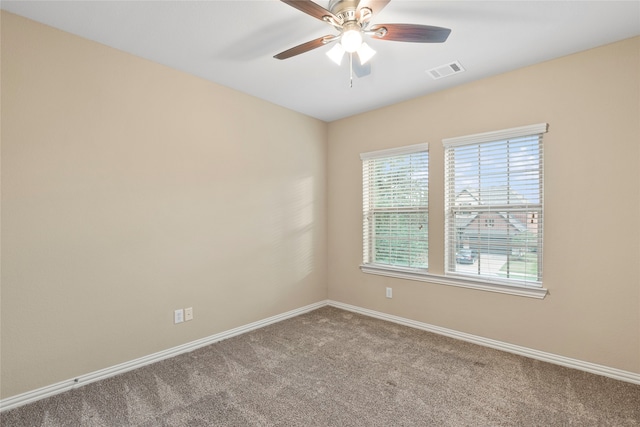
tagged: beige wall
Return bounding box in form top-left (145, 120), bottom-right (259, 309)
top-left (328, 37), bottom-right (640, 374)
top-left (2, 10), bottom-right (639, 402)
top-left (1, 12), bottom-right (327, 398)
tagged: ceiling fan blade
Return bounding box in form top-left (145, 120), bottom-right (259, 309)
top-left (357, 0), bottom-right (391, 17)
top-left (280, 0), bottom-right (340, 23)
top-left (369, 23), bottom-right (451, 43)
top-left (274, 36), bottom-right (336, 60)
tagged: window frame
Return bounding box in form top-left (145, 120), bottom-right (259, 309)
top-left (360, 143), bottom-right (429, 276)
top-left (443, 123), bottom-right (548, 289)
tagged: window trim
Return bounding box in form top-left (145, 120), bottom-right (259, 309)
top-left (442, 123), bottom-right (548, 147)
top-left (360, 264), bottom-right (548, 299)
top-left (360, 143), bottom-right (429, 161)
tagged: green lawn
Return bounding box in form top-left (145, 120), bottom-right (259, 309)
top-left (498, 254), bottom-right (538, 280)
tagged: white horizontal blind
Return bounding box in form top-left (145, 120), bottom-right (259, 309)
top-left (362, 144), bottom-right (429, 270)
top-left (443, 124), bottom-right (547, 287)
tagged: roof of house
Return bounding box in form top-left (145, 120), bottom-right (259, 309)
top-left (454, 187), bottom-right (530, 234)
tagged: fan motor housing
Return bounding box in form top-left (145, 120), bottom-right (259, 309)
top-left (328, 0), bottom-right (360, 22)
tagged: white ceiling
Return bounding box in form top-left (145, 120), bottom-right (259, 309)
top-left (3, 1), bottom-right (639, 122)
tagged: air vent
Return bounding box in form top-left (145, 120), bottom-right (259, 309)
top-left (427, 61), bottom-right (465, 80)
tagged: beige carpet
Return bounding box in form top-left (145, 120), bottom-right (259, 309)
top-left (2, 306), bottom-right (639, 426)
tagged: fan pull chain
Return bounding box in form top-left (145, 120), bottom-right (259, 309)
top-left (349, 53), bottom-right (353, 88)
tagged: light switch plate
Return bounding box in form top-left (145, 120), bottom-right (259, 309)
top-left (174, 309), bottom-right (184, 324)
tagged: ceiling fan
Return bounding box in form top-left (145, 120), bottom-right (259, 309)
top-left (274, 0), bottom-right (451, 82)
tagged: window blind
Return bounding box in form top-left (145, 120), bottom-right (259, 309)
top-left (443, 124), bottom-right (547, 287)
top-left (361, 143), bottom-right (429, 271)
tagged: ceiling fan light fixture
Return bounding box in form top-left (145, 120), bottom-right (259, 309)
top-left (341, 29), bottom-right (363, 53)
top-left (356, 42), bottom-right (376, 64)
top-left (326, 42), bottom-right (345, 65)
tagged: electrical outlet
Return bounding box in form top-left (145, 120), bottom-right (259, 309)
top-left (386, 287), bottom-right (393, 298)
top-left (185, 307), bottom-right (193, 321)
top-left (174, 309), bottom-right (184, 324)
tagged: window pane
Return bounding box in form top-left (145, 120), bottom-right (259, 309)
top-left (362, 146), bottom-right (428, 271)
top-left (451, 209), bottom-right (541, 282)
top-left (444, 127), bottom-right (545, 287)
top-left (373, 211), bottom-right (428, 268)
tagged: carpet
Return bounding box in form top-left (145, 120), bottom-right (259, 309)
top-left (2, 306), bottom-right (639, 426)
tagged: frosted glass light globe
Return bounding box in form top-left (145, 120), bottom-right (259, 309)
top-left (341, 29), bottom-right (363, 53)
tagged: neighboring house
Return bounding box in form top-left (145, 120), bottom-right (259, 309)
top-left (454, 187), bottom-right (539, 255)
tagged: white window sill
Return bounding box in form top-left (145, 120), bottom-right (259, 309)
top-left (360, 264), bottom-right (548, 299)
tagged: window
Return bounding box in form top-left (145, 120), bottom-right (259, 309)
top-left (444, 123), bottom-right (547, 287)
top-left (361, 144), bottom-right (428, 273)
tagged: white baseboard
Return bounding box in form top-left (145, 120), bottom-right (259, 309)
top-left (0, 301), bottom-right (327, 412)
top-left (327, 300), bottom-right (640, 386)
top-left (3, 299), bottom-right (639, 412)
